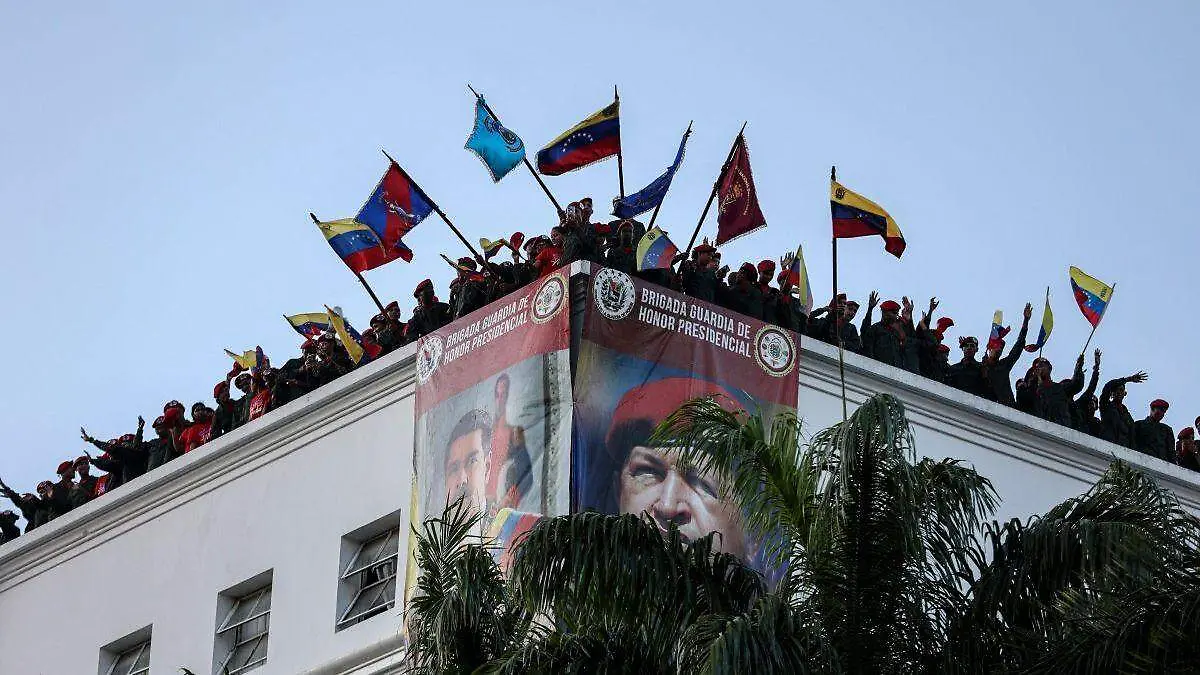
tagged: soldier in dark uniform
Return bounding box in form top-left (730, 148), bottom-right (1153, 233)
top-left (756, 260), bottom-right (780, 326)
top-left (1099, 370), bottom-right (1148, 448)
top-left (211, 381), bottom-right (238, 439)
top-left (143, 416), bottom-right (177, 471)
top-left (448, 257), bottom-right (489, 320)
top-left (860, 294), bottom-right (913, 370)
top-left (0, 509), bottom-right (19, 544)
top-left (51, 461), bottom-right (75, 517)
top-left (807, 294), bottom-right (862, 352)
top-left (70, 456), bottom-right (98, 508)
top-left (1031, 355), bottom-right (1085, 427)
top-left (947, 337), bottom-right (984, 397)
top-left (407, 279), bottom-right (452, 340)
top-left (773, 269), bottom-right (806, 334)
top-left (604, 220), bottom-right (637, 274)
top-left (82, 418), bottom-right (150, 487)
top-left (0, 478), bottom-right (48, 532)
top-left (680, 240), bottom-right (723, 304)
top-left (916, 310), bottom-right (953, 383)
top-left (980, 303), bottom-right (1032, 406)
top-left (1134, 399), bottom-right (1175, 463)
top-left (1178, 427), bottom-right (1200, 471)
top-left (720, 263), bottom-right (763, 319)
top-left (231, 371), bottom-right (254, 428)
top-left (1070, 349), bottom-right (1102, 433)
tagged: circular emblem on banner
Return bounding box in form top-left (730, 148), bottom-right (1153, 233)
top-left (531, 272), bottom-right (567, 324)
top-left (753, 325), bottom-right (796, 377)
top-left (415, 335), bottom-right (445, 385)
top-left (592, 268), bottom-right (636, 321)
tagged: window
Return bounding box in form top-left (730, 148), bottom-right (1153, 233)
top-left (214, 573), bottom-right (272, 675)
top-left (337, 516), bottom-right (401, 630)
top-left (98, 626), bottom-right (151, 675)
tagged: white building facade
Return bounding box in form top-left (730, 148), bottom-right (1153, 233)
top-left (2, 262), bottom-right (1197, 675)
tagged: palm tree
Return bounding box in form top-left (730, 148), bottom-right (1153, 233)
top-left (404, 393), bottom-right (1200, 674)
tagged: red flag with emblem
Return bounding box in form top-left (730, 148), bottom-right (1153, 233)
top-left (715, 134), bottom-right (767, 245)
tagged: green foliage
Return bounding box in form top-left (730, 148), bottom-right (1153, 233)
top-left (404, 393), bottom-right (1200, 675)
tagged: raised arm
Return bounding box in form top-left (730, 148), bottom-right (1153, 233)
top-left (1081, 349), bottom-right (1101, 400)
top-left (1065, 354), bottom-right (1086, 395)
top-left (1002, 303), bottom-right (1033, 367)
top-left (860, 291), bottom-right (878, 337)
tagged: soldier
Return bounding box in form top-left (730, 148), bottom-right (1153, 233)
top-left (860, 294), bottom-right (915, 371)
top-left (1099, 370), bottom-right (1148, 449)
top-left (143, 416), bottom-right (177, 471)
top-left (82, 418), bottom-right (149, 486)
top-left (1134, 399), bottom-right (1175, 463)
top-left (406, 279), bottom-right (452, 341)
top-left (947, 336), bottom-right (985, 397)
top-left (51, 461), bottom-right (75, 517)
top-left (1032, 355), bottom-right (1085, 427)
top-left (0, 478), bottom-right (48, 532)
top-left (0, 509), bottom-right (19, 544)
top-left (807, 294), bottom-right (862, 352)
top-left (721, 263), bottom-right (764, 319)
top-left (247, 369), bottom-right (275, 422)
top-left (211, 381), bottom-right (238, 439)
top-left (756, 260), bottom-right (779, 326)
top-left (1178, 427), bottom-right (1200, 471)
top-left (774, 259), bottom-right (806, 334)
top-left (70, 456), bottom-right (98, 508)
top-left (87, 450), bottom-right (126, 494)
top-left (178, 403), bottom-right (215, 454)
top-left (604, 220), bottom-right (637, 274)
top-left (1070, 349), bottom-right (1102, 433)
top-left (448, 257), bottom-right (489, 320)
top-left (232, 371), bottom-right (254, 428)
top-left (916, 303), bottom-right (953, 382)
top-left (980, 303), bottom-right (1032, 406)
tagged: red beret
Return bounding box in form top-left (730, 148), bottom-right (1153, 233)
top-left (1179, 427), bottom-right (1194, 440)
top-left (936, 317), bottom-right (955, 332)
top-left (757, 260), bottom-right (776, 274)
top-left (118, 434), bottom-right (136, 444)
top-left (414, 279), bottom-right (434, 298)
top-left (152, 416), bottom-right (166, 428)
top-left (56, 461), bottom-right (74, 475)
top-left (214, 381), bottom-right (229, 398)
top-left (37, 481), bottom-right (53, 491)
top-left (509, 232), bottom-right (525, 249)
top-left (301, 339), bottom-right (318, 353)
top-left (937, 344), bottom-right (951, 354)
top-left (1151, 399), bottom-right (1169, 410)
top-left (738, 262), bottom-right (756, 278)
top-left (694, 238), bottom-right (715, 254)
top-left (74, 456), bottom-right (90, 467)
top-left (164, 400), bottom-right (184, 412)
top-left (605, 377), bottom-right (740, 452)
top-left (880, 300), bottom-right (901, 312)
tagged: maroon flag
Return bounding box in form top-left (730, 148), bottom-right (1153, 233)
top-left (715, 135), bottom-right (766, 245)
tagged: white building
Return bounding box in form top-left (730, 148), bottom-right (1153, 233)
top-left (2, 263), bottom-right (1197, 675)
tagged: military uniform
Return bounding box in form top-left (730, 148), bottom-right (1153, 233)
top-left (1099, 379), bottom-right (1137, 448)
top-left (1134, 417), bottom-right (1175, 462)
top-left (605, 245), bottom-right (636, 275)
top-left (0, 511), bottom-right (19, 544)
top-left (1035, 362), bottom-right (1085, 427)
top-left (981, 323), bottom-right (1029, 405)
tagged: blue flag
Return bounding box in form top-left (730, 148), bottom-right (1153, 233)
top-left (465, 98), bottom-right (525, 182)
top-left (612, 126), bottom-right (690, 219)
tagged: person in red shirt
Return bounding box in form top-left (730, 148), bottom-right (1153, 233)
top-left (178, 403), bottom-right (215, 454)
top-left (247, 369), bottom-right (275, 422)
top-left (534, 229), bottom-right (564, 278)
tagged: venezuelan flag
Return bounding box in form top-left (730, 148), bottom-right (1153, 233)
top-left (1025, 288), bottom-right (1054, 352)
top-left (636, 227), bottom-right (679, 272)
top-left (285, 312), bottom-right (332, 339)
top-left (786, 245), bottom-right (814, 316)
top-left (987, 311), bottom-right (1011, 352)
top-left (536, 101), bottom-right (620, 176)
top-left (479, 237), bottom-right (509, 258)
top-left (830, 180), bottom-right (906, 258)
top-left (487, 508), bottom-right (544, 572)
top-left (315, 218), bottom-right (393, 274)
top-left (1069, 266), bottom-right (1114, 327)
top-left (225, 347), bottom-right (266, 371)
top-left (325, 306), bottom-right (365, 365)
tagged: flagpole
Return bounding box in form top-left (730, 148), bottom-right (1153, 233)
top-left (1039, 285), bottom-right (1048, 358)
top-left (380, 149), bottom-right (482, 261)
top-left (1081, 281), bottom-right (1115, 353)
top-left (647, 121), bottom-right (692, 230)
top-left (466, 85), bottom-right (565, 217)
top-left (614, 85), bottom-right (625, 199)
top-left (682, 121), bottom-right (746, 260)
top-left (309, 212), bottom-right (386, 314)
top-left (831, 165), bottom-right (848, 421)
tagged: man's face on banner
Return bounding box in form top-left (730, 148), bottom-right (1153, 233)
top-left (445, 428), bottom-right (488, 509)
top-left (618, 444), bottom-right (749, 561)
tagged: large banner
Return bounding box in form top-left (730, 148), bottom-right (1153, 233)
top-left (573, 266), bottom-right (799, 579)
top-left (412, 271), bottom-right (573, 541)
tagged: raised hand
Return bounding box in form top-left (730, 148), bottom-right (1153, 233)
top-left (1093, 349), bottom-right (1102, 367)
top-left (928, 297), bottom-right (939, 314)
top-left (137, 416), bottom-right (145, 429)
top-left (80, 427), bottom-right (92, 443)
top-left (867, 290), bottom-right (879, 309)
top-left (1023, 302), bottom-right (1033, 320)
top-left (1128, 371), bottom-right (1148, 384)
top-left (780, 252), bottom-right (795, 270)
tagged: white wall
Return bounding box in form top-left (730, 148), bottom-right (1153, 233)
top-left (2, 266), bottom-right (1197, 675)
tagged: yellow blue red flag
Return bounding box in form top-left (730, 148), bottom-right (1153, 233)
top-left (325, 306), bottom-right (365, 365)
top-left (536, 100), bottom-right (620, 175)
top-left (1069, 266), bottom-right (1114, 327)
top-left (1025, 288), bottom-right (1054, 353)
top-left (636, 227), bottom-right (679, 272)
top-left (831, 180), bottom-right (906, 258)
top-left (285, 312), bottom-right (332, 339)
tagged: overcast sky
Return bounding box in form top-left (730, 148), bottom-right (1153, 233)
top-left (1, 2), bottom-right (1197, 495)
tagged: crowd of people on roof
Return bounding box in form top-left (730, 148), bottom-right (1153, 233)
top-left (2, 196), bottom-right (1196, 546)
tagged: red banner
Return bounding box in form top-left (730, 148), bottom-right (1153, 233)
top-left (715, 134), bottom-right (767, 246)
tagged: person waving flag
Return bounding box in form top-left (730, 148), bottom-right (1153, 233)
top-left (636, 227), bottom-right (679, 271)
top-left (1025, 287), bottom-right (1054, 353)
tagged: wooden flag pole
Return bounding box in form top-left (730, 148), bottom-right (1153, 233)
top-left (380, 149), bottom-right (481, 261)
top-left (309, 212), bottom-right (386, 314)
top-left (467, 85), bottom-right (565, 217)
top-left (682, 121), bottom-right (746, 260)
top-left (615, 85), bottom-right (625, 199)
top-left (647, 121), bottom-right (693, 230)
top-left (1081, 281), bottom-right (1115, 353)
top-left (831, 165), bottom-right (848, 421)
